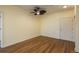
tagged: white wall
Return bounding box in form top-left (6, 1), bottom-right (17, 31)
top-left (0, 6), bottom-right (40, 47)
top-left (75, 6), bottom-right (79, 52)
top-left (40, 9), bottom-right (74, 40)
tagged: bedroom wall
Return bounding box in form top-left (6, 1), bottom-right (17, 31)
top-left (40, 9), bottom-right (74, 41)
top-left (0, 6), bottom-right (40, 47)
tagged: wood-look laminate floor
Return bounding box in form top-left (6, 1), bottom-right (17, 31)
top-left (0, 36), bottom-right (75, 53)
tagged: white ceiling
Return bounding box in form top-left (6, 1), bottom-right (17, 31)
top-left (19, 5), bottom-right (74, 14)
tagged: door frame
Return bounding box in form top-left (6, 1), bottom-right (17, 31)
top-left (0, 12), bottom-right (4, 48)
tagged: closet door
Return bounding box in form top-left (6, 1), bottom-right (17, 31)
top-left (60, 17), bottom-right (73, 41)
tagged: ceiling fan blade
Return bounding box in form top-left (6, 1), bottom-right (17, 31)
top-left (34, 9), bottom-right (38, 12)
top-left (34, 13), bottom-right (37, 15)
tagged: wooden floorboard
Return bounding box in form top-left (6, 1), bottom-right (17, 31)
top-left (0, 36), bottom-right (75, 53)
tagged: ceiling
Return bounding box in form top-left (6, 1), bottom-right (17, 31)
top-left (19, 5), bottom-right (74, 15)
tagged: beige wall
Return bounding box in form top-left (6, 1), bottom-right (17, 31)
top-left (40, 9), bottom-right (74, 41)
top-left (0, 6), bottom-right (40, 47)
top-left (75, 6), bottom-right (79, 52)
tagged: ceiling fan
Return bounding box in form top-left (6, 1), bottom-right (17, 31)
top-left (31, 7), bottom-right (46, 15)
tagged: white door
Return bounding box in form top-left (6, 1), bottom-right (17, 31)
top-left (0, 12), bottom-right (3, 48)
top-left (59, 17), bottom-right (74, 41)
